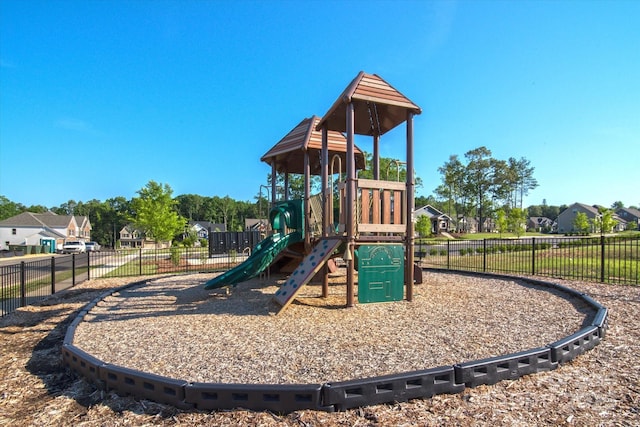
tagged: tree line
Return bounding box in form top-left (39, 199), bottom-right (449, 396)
top-left (2, 146), bottom-right (636, 245)
top-left (0, 184), bottom-right (265, 248)
top-left (432, 146), bottom-right (539, 233)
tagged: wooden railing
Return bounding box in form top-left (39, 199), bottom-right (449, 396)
top-left (354, 179), bottom-right (407, 234)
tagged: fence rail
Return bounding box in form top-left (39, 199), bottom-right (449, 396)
top-left (1, 253), bottom-right (89, 317)
top-left (1, 248), bottom-right (241, 317)
top-left (417, 235), bottom-right (639, 285)
top-left (3, 235), bottom-right (637, 317)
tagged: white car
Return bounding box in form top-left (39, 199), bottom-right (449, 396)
top-left (85, 241), bottom-right (101, 252)
top-left (62, 241), bottom-right (86, 254)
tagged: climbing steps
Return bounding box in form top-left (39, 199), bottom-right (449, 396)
top-left (273, 238), bottom-right (342, 314)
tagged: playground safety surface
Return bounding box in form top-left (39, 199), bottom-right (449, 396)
top-left (2, 271), bottom-right (638, 425)
top-left (70, 271), bottom-right (591, 385)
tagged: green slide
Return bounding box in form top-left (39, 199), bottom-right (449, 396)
top-left (203, 231), bottom-right (303, 290)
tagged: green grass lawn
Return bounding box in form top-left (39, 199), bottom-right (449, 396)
top-left (0, 268), bottom-right (83, 302)
top-left (421, 243), bottom-right (639, 285)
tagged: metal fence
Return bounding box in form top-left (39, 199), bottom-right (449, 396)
top-left (1, 253), bottom-right (89, 317)
top-left (0, 248), bottom-right (244, 317)
top-left (88, 247), bottom-right (242, 278)
top-left (417, 235), bottom-right (639, 285)
top-left (3, 235), bottom-right (638, 317)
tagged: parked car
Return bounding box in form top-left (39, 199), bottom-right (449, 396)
top-left (85, 241), bottom-right (101, 252)
top-left (62, 241), bottom-right (86, 254)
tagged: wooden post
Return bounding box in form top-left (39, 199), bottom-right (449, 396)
top-left (373, 134), bottom-right (380, 180)
top-left (304, 150), bottom-right (311, 251)
top-left (321, 124), bottom-right (330, 298)
top-left (405, 111), bottom-right (415, 302)
top-left (284, 173), bottom-right (289, 201)
top-left (271, 163), bottom-right (277, 206)
top-left (346, 102), bottom-right (355, 307)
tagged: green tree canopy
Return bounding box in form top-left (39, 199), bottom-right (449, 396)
top-left (130, 181), bottom-right (185, 246)
top-left (573, 212), bottom-right (591, 234)
top-left (495, 209), bottom-right (508, 237)
top-left (357, 152), bottom-right (423, 189)
top-left (593, 208), bottom-right (618, 234)
top-left (0, 195), bottom-right (24, 220)
top-left (508, 208), bottom-right (527, 237)
top-left (434, 147), bottom-right (539, 231)
top-left (415, 215), bottom-right (432, 238)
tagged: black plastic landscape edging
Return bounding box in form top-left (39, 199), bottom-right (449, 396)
top-left (62, 272), bottom-right (608, 413)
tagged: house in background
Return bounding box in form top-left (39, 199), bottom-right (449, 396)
top-left (457, 216), bottom-right (477, 233)
top-left (556, 203), bottom-right (600, 234)
top-left (414, 205), bottom-right (453, 235)
top-left (119, 225), bottom-right (171, 249)
top-left (616, 207), bottom-right (640, 230)
top-left (527, 216), bottom-right (555, 233)
top-left (245, 218), bottom-right (270, 233)
top-left (612, 215), bottom-right (627, 232)
top-left (456, 216), bottom-right (495, 234)
top-left (188, 221), bottom-right (227, 240)
top-left (0, 211), bottom-right (91, 251)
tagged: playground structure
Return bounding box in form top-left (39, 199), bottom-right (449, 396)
top-left (62, 72), bottom-right (608, 413)
top-left (204, 72), bottom-right (422, 310)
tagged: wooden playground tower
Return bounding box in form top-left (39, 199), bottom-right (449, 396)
top-left (261, 71), bottom-right (421, 308)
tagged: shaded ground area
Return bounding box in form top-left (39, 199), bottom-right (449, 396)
top-left (1, 273), bottom-right (639, 426)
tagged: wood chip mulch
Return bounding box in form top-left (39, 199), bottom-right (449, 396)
top-left (1, 270), bottom-right (639, 426)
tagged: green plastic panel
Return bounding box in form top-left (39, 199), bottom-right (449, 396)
top-left (357, 245), bottom-right (404, 303)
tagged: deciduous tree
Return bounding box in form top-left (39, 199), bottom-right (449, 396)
top-left (495, 209), bottom-right (508, 237)
top-left (573, 212), bottom-right (591, 234)
top-left (130, 181), bottom-right (185, 247)
top-left (508, 208), bottom-right (527, 237)
top-left (415, 215), bottom-right (432, 237)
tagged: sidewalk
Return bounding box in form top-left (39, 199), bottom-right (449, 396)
top-left (0, 253), bottom-right (60, 265)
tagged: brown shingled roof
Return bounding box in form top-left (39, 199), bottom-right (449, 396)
top-left (261, 116), bottom-right (365, 175)
top-left (317, 71), bottom-right (421, 136)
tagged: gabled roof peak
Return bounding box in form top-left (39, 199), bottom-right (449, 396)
top-left (317, 71), bottom-right (421, 136)
top-left (261, 116), bottom-right (365, 175)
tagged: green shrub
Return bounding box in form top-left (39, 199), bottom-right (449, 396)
top-left (170, 247), bottom-right (181, 266)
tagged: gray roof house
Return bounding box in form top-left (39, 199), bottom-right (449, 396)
top-left (414, 205), bottom-right (453, 234)
top-left (556, 203), bottom-right (600, 234)
top-left (189, 221), bottom-right (227, 239)
top-left (616, 207), bottom-right (640, 231)
top-left (527, 216), bottom-right (555, 233)
top-left (0, 211), bottom-right (91, 250)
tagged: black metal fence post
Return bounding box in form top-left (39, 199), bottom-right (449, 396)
top-left (87, 251), bottom-right (91, 281)
top-left (139, 248), bottom-right (143, 276)
top-left (51, 256), bottom-right (56, 294)
top-left (531, 237), bottom-right (536, 276)
top-left (20, 261), bottom-right (26, 307)
top-left (600, 235), bottom-right (606, 282)
top-left (482, 239), bottom-right (487, 272)
top-left (72, 254), bottom-right (76, 286)
top-left (446, 240), bottom-right (450, 270)
top-left (208, 227), bottom-right (213, 258)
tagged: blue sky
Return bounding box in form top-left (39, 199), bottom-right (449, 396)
top-left (1, 0), bottom-right (638, 209)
